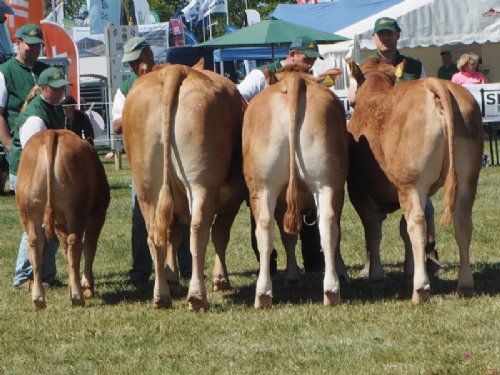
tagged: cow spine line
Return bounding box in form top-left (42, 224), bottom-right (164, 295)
top-left (425, 78), bottom-right (457, 227)
top-left (153, 67), bottom-right (187, 247)
top-left (43, 130), bottom-right (56, 238)
top-left (283, 74), bottom-right (305, 235)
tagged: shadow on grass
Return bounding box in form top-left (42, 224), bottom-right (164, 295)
top-left (223, 261), bottom-right (500, 307)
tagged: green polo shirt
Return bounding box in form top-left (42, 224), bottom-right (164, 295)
top-left (258, 60), bottom-right (283, 74)
top-left (371, 51), bottom-right (422, 81)
top-left (120, 73), bottom-right (138, 97)
top-left (10, 94), bottom-right (64, 174)
top-left (437, 63), bottom-right (458, 80)
top-left (0, 57), bottom-right (49, 131)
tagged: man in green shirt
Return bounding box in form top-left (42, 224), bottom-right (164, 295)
top-left (437, 51), bottom-right (458, 80)
top-left (0, 24), bottom-right (48, 192)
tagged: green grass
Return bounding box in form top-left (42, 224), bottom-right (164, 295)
top-left (0, 152), bottom-right (499, 374)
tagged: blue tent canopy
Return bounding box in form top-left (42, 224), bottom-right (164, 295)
top-left (270, 0), bottom-right (402, 34)
top-left (213, 47), bottom-right (289, 62)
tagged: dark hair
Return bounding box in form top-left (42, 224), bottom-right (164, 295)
top-left (62, 95), bottom-right (76, 105)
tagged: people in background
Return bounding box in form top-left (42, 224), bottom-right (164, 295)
top-left (62, 95), bottom-right (94, 140)
top-left (437, 51), bottom-right (458, 80)
top-left (451, 53), bottom-right (486, 85)
top-left (0, 24), bottom-right (48, 194)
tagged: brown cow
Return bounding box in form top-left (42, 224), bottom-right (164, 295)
top-left (122, 63), bottom-right (246, 311)
top-left (348, 57), bottom-right (483, 303)
top-left (243, 65), bottom-right (349, 308)
top-left (16, 129), bottom-right (110, 310)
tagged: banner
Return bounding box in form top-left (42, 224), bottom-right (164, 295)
top-left (41, 20), bottom-right (80, 105)
top-left (43, 2), bottom-right (64, 24)
top-left (132, 0), bottom-right (151, 25)
top-left (465, 83), bottom-right (500, 122)
top-left (6, 0), bottom-right (44, 40)
top-left (182, 0), bottom-right (227, 23)
top-left (88, 0), bottom-right (121, 34)
top-left (169, 18), bottom-right (185, 46)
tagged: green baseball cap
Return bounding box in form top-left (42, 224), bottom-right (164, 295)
top-left (122, 37), bottom-right (150, 63)
top-left (374, 17), bottom-right (401, 33)
top-left (290, 36), bottom-right (323, 60)
top-left (37, 67), bottom-right (68, 88)
top-left (15, 23), bottom-right (44, 45)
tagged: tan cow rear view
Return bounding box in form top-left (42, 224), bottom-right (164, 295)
top-left (243, 65), bottom-right (349, 308)
top-left (16, 130), bottom-right (110, 310)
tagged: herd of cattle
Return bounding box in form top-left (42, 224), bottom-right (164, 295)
top-left (15, 57), bottom-right (483, 311)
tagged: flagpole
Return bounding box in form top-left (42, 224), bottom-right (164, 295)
top-left (51, 0), bottom-right (57, 23)
top-left (208, 13), bottom-right (212, 39)
top-left (226, 0), bottom-right (229, 25)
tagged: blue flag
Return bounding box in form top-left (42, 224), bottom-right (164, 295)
top-left (88, 0), bottom-right (121, 34)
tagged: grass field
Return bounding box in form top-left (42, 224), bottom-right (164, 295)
top-left (0, 153), bottom-right (498, 374)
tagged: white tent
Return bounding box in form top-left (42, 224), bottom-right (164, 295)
top-left (274, 0), bottom-right (500, 86)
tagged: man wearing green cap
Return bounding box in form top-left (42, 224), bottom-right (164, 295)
top-left (0, 23), bottom-right (48, 193)
top-left (237, 35), bottom-right (322, 101)
top-left (13, 67), bottom-right (68, 291)
top-left (237, 36), bottom-right (325, 274)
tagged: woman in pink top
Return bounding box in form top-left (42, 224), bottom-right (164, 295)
top-left (451, 53), bottom-right (486, 85)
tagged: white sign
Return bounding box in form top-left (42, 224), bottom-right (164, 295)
top-left (464, 83), bottom-right (500, 122)
top-left (332, 89), bottom-right (353, 119)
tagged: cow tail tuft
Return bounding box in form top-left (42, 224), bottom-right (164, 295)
top-left (283, 74), bottom-right (304, 235)
top-left (426, 78), bottom-right (457, 227)
top-left (153, 67), bottom-right (187, 247)
top-left (43, 130), bottom-right (57, 238)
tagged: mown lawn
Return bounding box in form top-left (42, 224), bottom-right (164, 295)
top-left (0, 153), bottom-right (498, 375)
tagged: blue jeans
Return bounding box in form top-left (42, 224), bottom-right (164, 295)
top-left (13, 230), bottom-right (59, 286)
top-left (130, 184), bottom-right (191, 282)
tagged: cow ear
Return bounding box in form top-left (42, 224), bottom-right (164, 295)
top-left (193, 57), bottom-right (205, 70)
top-left (348, 60), bottom-right (365, 86)
top-left (262, 67), bottom-right (278, 86)
top-left (394, 59), bottom-right (405, 81)
top-left (316, 68), bottom-right (341, 87)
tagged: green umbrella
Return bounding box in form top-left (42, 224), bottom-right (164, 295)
top-left (199, 19), bottom-right (348, 48)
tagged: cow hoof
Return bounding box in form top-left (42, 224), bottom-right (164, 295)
top-left (213, 279), bottom-right (232, 292)
top-left (457, 286), bottom-right (474, 298)
top-left (188, 296), bottom-right (208, 312)
top-left (284, 278), bottom-right (301, 288)
top-left (32, 299), bottom-right (46, 311)
top-left (71, 298), bottom-right (85, 307)
top-left (153, 297), bottom-right (172, 309)
top-left (412, 289), bottom-right (430, 304)
top-left (254, 294), bottom-right (272, 309)
top-left (83, 287), bottom-right (94, 299)
top-left (168, 281), bottom-right (183, 296)
top-left (324, 291), bottom-right (341, 306)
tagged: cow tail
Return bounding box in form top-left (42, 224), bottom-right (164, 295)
top-left (283, 75), bottom-right (304, 235)
top-left (426, 78), bottom-right (457, 227)
top-left (43, 130), bottom-right (57, 238)
top-left (153, 67), bottom-right (187, 247)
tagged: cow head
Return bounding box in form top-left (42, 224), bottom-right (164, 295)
top-left (264, 63), bottom-right (340, 88)
top-left (349, 57), bottom-right (404, 89)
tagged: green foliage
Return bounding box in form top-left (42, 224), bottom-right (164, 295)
top-left (0, 150), bottom-right (499, 374)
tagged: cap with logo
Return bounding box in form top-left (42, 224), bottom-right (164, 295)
top-left (374, 17), bottom-right (401, 33)
top-left (440, 50), bottom-right (451, 56)
top-left (122, 37), bottom-right (150, 63)
top-left (15, 23), bottom-right (45, 45)
top-left (290, 36), bottom-right (323, 60)
top-left (37, 67), bottom-right (68, 88)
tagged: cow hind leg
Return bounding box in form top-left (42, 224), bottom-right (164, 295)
top-left (400, 216), bottom-right (414, 283)
top-left (211, 206), bottom-right (240, 292)
top-left (275, 201), bottom-right (300, 287)
top-left (66, 233), bottom-right (85, 307)
top-left (253, 189), bottom-right (278, 309)
top-left (81, 210), bottom-right (106, 299)
top-left (165, 218), bottom-right (182, 296)
top-left (27, 221), bottom-right (47, 310)
top-left (147, 235), bottom-right (172, 309)
top-left (317, 187), bottom-right (343, 306)
top-left (454, 186), bottom-right (475, 298)
top-left (187, 190), bottom-right (215, 312)
top-left (399, 190), bottom-right (430, 304)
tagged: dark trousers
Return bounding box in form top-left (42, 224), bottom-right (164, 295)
top-left (129, 197), bottom-right (191, 281)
